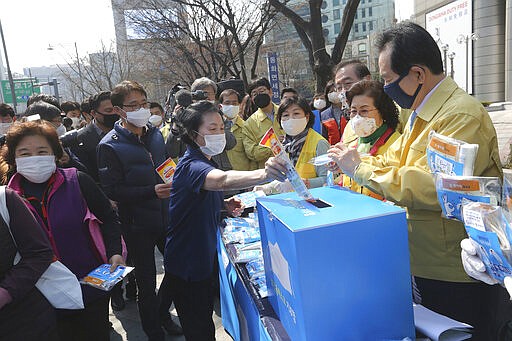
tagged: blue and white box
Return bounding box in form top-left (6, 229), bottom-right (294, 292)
top-left (256, 186), bottom-right (414, 341)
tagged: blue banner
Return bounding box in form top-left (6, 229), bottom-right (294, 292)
top-left (267, 52), bottom-right (281, 104)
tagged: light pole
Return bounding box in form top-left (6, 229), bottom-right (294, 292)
top-left (441, 44), bottom-right (449, 74)
top-left (457, 33), bottom-right (478, 93)
top-left (0, 19), bottom-right (17, 114)
top-left (47, 42), bottom-right (85, 101)
top-left (448, 52), bottom-right (456, 79)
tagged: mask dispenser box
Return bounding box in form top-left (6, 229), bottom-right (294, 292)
top-left (256, 186), bottom-right (414, 341)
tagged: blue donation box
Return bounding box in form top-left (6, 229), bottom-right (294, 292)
top-left (256, 186), bottom-right (414, 341)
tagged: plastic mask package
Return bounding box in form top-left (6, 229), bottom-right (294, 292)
top-left (81, 264), bottom-right (134, 291)
top-left (246, 258), bottom-right (265, 279)
top-left (259, 127), bottom-right (315, 201)
top-left (462, 201), bottom-right (512, 284)
top-left (223, 229), bottom-right (261, 245)
top-left (223, 217), bottom-right (258, 233)
top-left (234, 248), bottom-right (262, 264)
top-left (426, 131), bottom-right (479, 176)
top-left (503, 169), bottom-right (512, 223)
top-left (308, 154), bottom-right (333, 166)
top-left (435, 174), bottom-right (501, 221)
top-left (234, 190), bottom-right (266, 208)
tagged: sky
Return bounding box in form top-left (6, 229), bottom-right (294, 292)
top-left (0, 0), bottom-right (117, 74)
top-left (0, 0), bottom-right (415, 75)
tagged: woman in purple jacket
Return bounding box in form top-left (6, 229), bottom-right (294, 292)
top-left (2, 120), bottom-right (124, 341)
top-left (0, 188), bottom-right (57, 340)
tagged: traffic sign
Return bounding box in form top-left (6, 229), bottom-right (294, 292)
top-left (0, 78), bottom-right (41, 104)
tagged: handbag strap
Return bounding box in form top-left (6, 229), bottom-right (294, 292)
top-left (0, 185), bottom-right (10, 227)
top-left (0, 185), bottom-right (22, 265)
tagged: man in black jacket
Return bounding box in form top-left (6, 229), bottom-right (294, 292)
top-left (64, 91), bottom-right (119, 182)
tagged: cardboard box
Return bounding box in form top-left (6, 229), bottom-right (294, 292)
top-left (256, 186), bottom-right (414, 341)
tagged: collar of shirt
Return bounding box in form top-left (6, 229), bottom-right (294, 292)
top-left (255, 103), bottom-right (278, 122)
top-left (414, 77), bottom-right (446, 116)
top-left (92, 120), bottom-right (106, 137)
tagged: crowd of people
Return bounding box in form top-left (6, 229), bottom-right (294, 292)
top-left (0, 21), bottom-right (511, 341)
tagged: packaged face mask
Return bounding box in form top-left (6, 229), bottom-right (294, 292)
top-left (81, 264), bottom-right (134, 291)
top-left (462, 202), bottom-right (512, 282)
top-left (308, 154), bottom-right (332, 166)
top-left (234, 248), bottom-right (262, 263)
top-left (503, 169), bottom-right (512, 223)
top-left (234, 190), bottom-right (266, 208)
top-left (426, 131), bottom-right (479, 176)
top-left (259, 127), bottom-right (315, 201)
top-left (435, 174), bottom-right (501, 221)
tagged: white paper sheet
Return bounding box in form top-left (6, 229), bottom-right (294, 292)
top-left (413, 304), bottom-right (472, 341)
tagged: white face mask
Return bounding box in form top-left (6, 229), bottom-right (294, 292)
top-left (125, 107), bottom-right (151, 127)
top-left (350, 115), bottom-right (378, 137)
top-left (198, 133), bottom-right (226, 156)
top-left (56, 124), bottom-right (67, 137)
top-left (16, 155), bottom-right (56, 183)
top-left (70, 117), bottom-right (81, 129)
top-left (281, 117), bottom-right (308, 137)
top-left (221, 105), bottom-right (239, 120)
top-left (313, 99), bottom-right (327, 110)
top-left (0, 122), bottom-right (12, 135)
top-left (327, 92), bottom-right (340, 104)
top-left (148, 115), bottom-right (163, 127)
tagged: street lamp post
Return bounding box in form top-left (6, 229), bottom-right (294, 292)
top-left (448, 52), bottom-right (456, 79)
top-left (0, 19), bottom-right (17, 114)
top-left (441, 44), bottom-right (449, 74)
top-left (457, 33), bottom-right (478, 93)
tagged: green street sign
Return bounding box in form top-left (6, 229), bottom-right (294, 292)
top-left (1, 78), bottom-right (41, 104)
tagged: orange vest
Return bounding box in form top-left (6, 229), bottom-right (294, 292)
top-left (322, 116), bottom-right (347, 145)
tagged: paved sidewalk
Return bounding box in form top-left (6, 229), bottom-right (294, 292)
top-left (108, 249), bottom-right (232, 340)
top-left (487, 104), bottom-right (512, 164)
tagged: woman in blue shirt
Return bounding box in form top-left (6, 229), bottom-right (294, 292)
top-left (164, 101), bottom-right (287, 340)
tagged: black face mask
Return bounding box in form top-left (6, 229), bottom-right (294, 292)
top-left (253, 93), bottom-right (271, 109)
top-left (98, 112), bottom-right (119, 129)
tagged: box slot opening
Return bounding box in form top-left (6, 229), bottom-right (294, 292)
top-left (308, 199), bottom-right (332, 208)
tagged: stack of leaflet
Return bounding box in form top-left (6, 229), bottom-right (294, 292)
top-left (222, 214), bottom-right (268, 297)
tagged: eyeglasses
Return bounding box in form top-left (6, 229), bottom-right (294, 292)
top-left (122, 102), bottom-right (150, 110)
top-left (349, 108), bottom-right (378, 118)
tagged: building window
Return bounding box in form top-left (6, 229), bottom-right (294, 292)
top-left (358, 43), bottom-right (367, 55)
top-left (355, 11), bottom-right (358, 19)
top-left (321, 1), bottom-right (328, 9)
top-left (362, 21), bottom-right (366, 31)
top-left (354, 23), bottom-right (359, 33)
top-left (333, 0), bottom-right (339, 6)
top-left (322, 14), bottom-right (329, 23)
top-left (334, 23), bottom-right (341, 35)
top-left (333, 9), bottom-right (340, 20)
top-left (362, 0), bottom-right (365, 3)
top-left (361, 8), bottom-right (365, 18)
top-left (369, 20), bottom-right (374, 31)
top-left (323, 28), bottom-right (329, 37)
top-left (343, 0), bottom-right (346, 4)
top-left (369, 7), bottom-right (372, 16)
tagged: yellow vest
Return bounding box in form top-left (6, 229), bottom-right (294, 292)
top-left (295, 129), bottom-right (327, 179)
top-left (227, 116), bottom-right (256, 171)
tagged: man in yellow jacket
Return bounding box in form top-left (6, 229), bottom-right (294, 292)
top-left (328, 22), bottom-right (506, 340)
top-left (242, 78), bottom-right (284, 169)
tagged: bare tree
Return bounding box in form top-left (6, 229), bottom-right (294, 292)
top-left (269, 0), bottom-right (360, 92)
top-left (123, 0), bottom-right (277, 89)
top-left (57, 41), bottom-right (131, 98)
